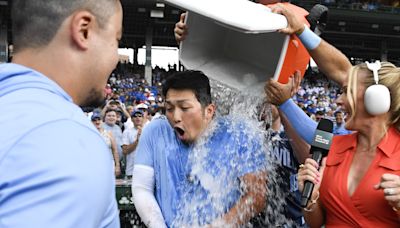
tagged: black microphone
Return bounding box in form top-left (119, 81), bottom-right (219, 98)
top-left (300, 118), bottom-right (334, 208)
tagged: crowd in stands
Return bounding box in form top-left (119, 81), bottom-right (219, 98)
top-left (83, 63), bottom-right (178, 177)
top-left (91, 63), bottom-right (343, 127)
top-left (321, 0), bottom-right (400, 11)
top-left (294, 0), bottom-right (400, 12)
top-left (292, 70), bottom-right (342, 122)
top-left (82, 62), bottom-right (345, 178)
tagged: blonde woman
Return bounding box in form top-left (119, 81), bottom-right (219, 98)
top-left (298, 62), bottom-right (400, 227)
top-left (266, 3), bottom-right (400, 227)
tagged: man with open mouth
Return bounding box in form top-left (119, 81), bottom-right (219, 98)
top-left (131, 70), bottom-right (268, 227)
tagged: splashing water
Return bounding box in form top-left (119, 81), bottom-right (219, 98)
top-left (171, 79), bottom-right (295, 227)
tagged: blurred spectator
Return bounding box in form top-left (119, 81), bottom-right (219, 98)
top-left (91, 113), bottom-right (121, 177)
top-left (333, 110), bottom-right (352, 135)
top-left (105, 84), bottom-right (112, 98)
top-left (102, 109), bottom-right (123, 164)
top-left (136, 103), bottom-right (151, 125)
top-left (122, 109), bottom-right (145, 177)
top-left (315, 110), bottom-right (325, 122)
top-left (102, 99), bottom-right (131, 132)
top-left (124, 105), bottom-right (135, 130)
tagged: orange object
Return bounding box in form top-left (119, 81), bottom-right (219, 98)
top-left (175, 0), bottom-right (312, 92)
top-left (266, 3), bottom-right (311, 84)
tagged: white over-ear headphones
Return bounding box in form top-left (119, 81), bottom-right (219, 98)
top-left (364, 60), bottom-right (391, 115)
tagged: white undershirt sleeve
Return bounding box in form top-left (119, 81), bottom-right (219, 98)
top-left (132, 165), bottom-right (167, 228)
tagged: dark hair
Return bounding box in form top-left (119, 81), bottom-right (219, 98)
top-left (162, 70), bottom-right (212, 107)
top-left (11, 0), bottom-right (117, 52)
top-left (109, 100), bottom-right (120, 105)
top-left (316, 110), bottom-right (325, 116)
top-left (105, 109), bottom-right (117, 115)
top-left (334, 110), bottom-right (343, 117)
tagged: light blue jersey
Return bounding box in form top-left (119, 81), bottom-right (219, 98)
top-left (0, 63), bottom-right (119, 228)
top-left (135, 116), bottom-right (266, 227)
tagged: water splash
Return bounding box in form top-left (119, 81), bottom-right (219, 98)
top-left (171, 79), bottom-right (294, 227)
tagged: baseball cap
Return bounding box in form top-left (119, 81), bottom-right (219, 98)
top-left (131, 109), bottom-right (144, 116)
top-left (91, 112), bottom-right (101, 121)
top-left (136, 103), bottom-right (148, 110)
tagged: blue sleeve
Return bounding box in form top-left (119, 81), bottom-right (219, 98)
top-left (0, 120), bottom-right (119, 228)
top-left (134, 122), bottom-right (155, 167)
top-left (279, 99), bottom-right (317, 144)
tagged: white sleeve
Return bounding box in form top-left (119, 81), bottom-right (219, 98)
top-left (132, 165), bottom-right (167, 228)
top-left (122, 129), bottom-right (130, 145)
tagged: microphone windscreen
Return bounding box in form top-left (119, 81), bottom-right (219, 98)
top-left (312, 119), bottom-right (334, 151)
top-left (317, 118), bottom-right (334, 132)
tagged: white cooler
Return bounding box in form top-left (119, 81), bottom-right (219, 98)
top-left (165, 0), bottom-right (311, 94)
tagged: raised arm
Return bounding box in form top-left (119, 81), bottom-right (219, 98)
top-left (279, 109), bottom-right (310, 163)
top-left (118, 101), bottom-right (131, 120)
top-left (100, 100), bottom-right (111, 118)
top-left (266, 72), bottom-right (317, 144)
top-left (174, 12), bottom-right (188, 44)
top-left (307, 40), bottom-right (350, 87)
top-left (270, 3), bottom-right (352, 86)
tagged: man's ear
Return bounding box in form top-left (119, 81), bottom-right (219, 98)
top-left (204, 103), bottom-right (216, 121)
top-left (70, 11), bottom-right (95, 50)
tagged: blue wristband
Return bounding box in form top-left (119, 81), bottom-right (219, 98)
top-left (298, 25), bottom-right (321, 50)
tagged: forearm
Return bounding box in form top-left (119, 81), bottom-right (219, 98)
top-left (122, 140), bottom-right (139, 156)
top-left (271, 4), bottom-right (351, 86)
top-left (279, 110), bottom-right (310, 163)
top-left (122, 108), bottom-right (131, 119)
top-left (279, 99), bottom-right (317, 144)
top-left (302, 192), bottom-right (325, 228)
top-left (308, 40), bottom-right (351, 86)
top-left (297, 26), bottom-right (351, 86)
top-left (132, 165), bottom-right (167, 228)
top-left (217, 172), bottom-right (267, 227)
top-left (100, 105), bottom-right (107, 118)
top-left (220, 193), bottom-right (265, 227)
top-left (133, 187), bottom-right (166, 228)
top-left (111, 143), bottom-right (120, 167)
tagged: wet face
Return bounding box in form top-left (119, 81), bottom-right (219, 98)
top-left (83, 1), bottom-right (123, 107)
top-left (165, 89), bottom-right (215, 144)
top-left (336, 70), bottom-right (369, 130)
top-left (104, 110), bottom-right (117, 125)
